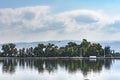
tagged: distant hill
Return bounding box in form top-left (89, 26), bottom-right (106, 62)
top-left (0, 40), bottom-right (120, 52)
top-left (100, 41), bottom-right (120, 52)
top-left (15, 40), bottom-right (81, 49)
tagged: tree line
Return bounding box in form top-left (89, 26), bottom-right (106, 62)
top-left (0, 39), bottom-right (114, 57)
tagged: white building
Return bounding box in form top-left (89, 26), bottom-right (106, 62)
top-left (89, 56), bottom-right (96, 58)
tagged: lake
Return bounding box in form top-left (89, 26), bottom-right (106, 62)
top-left (0, 58), bottom-right (120, 80)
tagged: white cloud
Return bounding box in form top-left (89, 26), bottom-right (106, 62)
top-left (0, 6), bottom-right (51, 30)
top-left (56, 10), bottom-right (106, 32)
top-left (0, 6), bottom-right (120, 43)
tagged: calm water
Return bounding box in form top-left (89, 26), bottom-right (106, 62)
top-left (0, 58), bottom-right (120, 80)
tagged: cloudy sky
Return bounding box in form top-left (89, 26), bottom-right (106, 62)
top-left (0, 0), bottom-right (120, 43)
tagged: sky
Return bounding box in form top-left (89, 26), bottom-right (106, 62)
top-left (1, 0), bottom-right (120, 43)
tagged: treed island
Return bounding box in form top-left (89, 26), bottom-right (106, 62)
top-left (0, 39), bottom-right (119, 57)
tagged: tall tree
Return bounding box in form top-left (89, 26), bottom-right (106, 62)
top-left (85, 43), bottom-right (103, 57)
top-left (2, 43), bottom-right (17, 57)
top-left (104, 46), bottom-right (112, 57)
top-left (45, 43), bottom-right (58, 57)
top-left (34, 44), bottom-right (46, 57)
top-left (80, 39), bottom-right (91, 57)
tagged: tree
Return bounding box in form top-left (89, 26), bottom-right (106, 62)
top-left (0, 39), bottom-right (114, 57)
top-left (34, 44), bottom-right (46, 57)
top-left (0, 51), bottom-right (2, 56)
top-left (18, 48), bottom-right (26, 57)
top-left (85, 43), bottom-right (103, 57)
top-left (2, 43), bottom-right (17, 57)
top-left (26, 47), bottom-right (34, 57)
top-left (59, 47), bottom-right (65, 56)
top-left (67, 42), bottom-right (77, 47)
top-left (104, 46), bottom-right (112, 57)
top-left (45, 43), bottom-right (58, 57)
top-left (64, 42), bottom-right (79, 57)
top-left (80, 39), bottom-right (91, 57)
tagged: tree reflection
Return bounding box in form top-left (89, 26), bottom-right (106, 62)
top-left (0, 58), bottom-right (113, 76)
top-left (1, 59), bottom-right (17, 74)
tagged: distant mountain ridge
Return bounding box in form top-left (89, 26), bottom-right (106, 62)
top-left (0, 40), bottom-right (120, 52)
top-left (15, 40), bottom-right (81, 49)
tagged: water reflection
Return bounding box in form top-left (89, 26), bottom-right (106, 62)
top-left (0, 58), bottom-right (113, 76)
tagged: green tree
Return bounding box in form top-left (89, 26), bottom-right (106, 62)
top-left (34, 44), bottom-right (46, 57)
top-left (2, 43), bottom-right (17, 57)
top-left (104, 46), bottom-right (112, 57)
top-left (18, 48), bottom-right (26, 57)
top-left (0, 39), bottom-right (113, 57)
top-left (45, 43), bottom-right (58, 57)
top-left (59, 47), bottom-right (65, 56)
top-left (26, 47), bottom-right (34, 57)
top-left (85, 43), bottom-right (103, 57)
top-left (0, 51), bottom-right (2, 56)
top-left (80, 39), bottom-right (91, 57)
top-left (64, 42), bottom-right (79, 57)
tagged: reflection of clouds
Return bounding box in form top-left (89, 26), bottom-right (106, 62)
top-left (0, 65), bottom-right (119, 80)
top-left (86, 69), bottom-right (120, 80)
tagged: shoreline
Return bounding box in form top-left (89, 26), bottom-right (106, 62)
top-left (0, 57), bottom-right (120, 59)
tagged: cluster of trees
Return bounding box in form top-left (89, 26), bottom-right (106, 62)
top-left (112, 52), bottom-right (120, 57)
top-left (0, 39), bottom-right (113, 57)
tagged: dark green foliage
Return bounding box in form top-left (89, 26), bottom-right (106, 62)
top-left (34, 44), bottom-right (45, 57)
top-left (0, 52), bottom-right (2, 56)
top-left (104, 46), bottom-right (112, 57)
top-left (113, 52), bottom-right (120, 57)
top-left (85, 43), bottom-right (103, 57)
top-left (45, 43), bottom-right (58, 57)
top-left (18, 48), bottom-right (26, 57)
top-left (0, 39), bottom-right (114, 57)
top-left (2, 43), bottom-right (17, 57)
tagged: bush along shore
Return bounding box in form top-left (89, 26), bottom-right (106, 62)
top-left (0, 39), bottom-right (119, 57)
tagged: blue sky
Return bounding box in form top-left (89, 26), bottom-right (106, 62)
top-left (0, 0), bottom-right (120, 43)
top-left (0, 0), bottom-right (120, 14)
